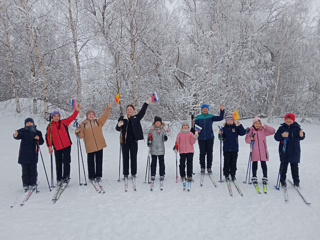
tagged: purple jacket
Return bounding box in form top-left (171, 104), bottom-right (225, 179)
top-left (245, 125), bottom-right (275, 161)
top-left (176, 131), bottom-right (197, 154)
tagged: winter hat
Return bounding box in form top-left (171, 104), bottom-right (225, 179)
top-left (252, 116), bottom-right (261, 125)
top-left (284, 113), bottom-right (295, 122)
top-left (86, 109), bottom-right (96, 117)
top-left (51, 110), bottom-right (60, 118)
top-left (225, 115), bottom-right (233, 122)
top-left (201, 104), bottom-right (209, 111)
top-left (154, 116), bottom-right (162, 124)
top-left (24, 117), bottom-right (34, 126)
top-left (181, 120), bottom-right (189, 127)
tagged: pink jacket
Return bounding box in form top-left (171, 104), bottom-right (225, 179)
top-left (245, 125), bottom-right (275, 161)
top-left (176, 131), bottom-right (197, 154)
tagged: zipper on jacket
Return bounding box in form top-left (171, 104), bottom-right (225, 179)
top-left (257, 132), bottom-right (262, 160)
top-left (89, 121), bottom-right (99, 151)
top-left (263, 141), bottom-right (268, 159)
top-left (55, 121), bottom-right (65, 149)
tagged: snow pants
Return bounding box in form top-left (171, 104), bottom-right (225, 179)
top-left (122, 139), bottom-right (138, 176)
top-left (87, 149), bottom-right (103, 180)
top-left (179, 153), bottom-right (193, 179)
top-left (223, 151), bottom-right (238, 179)
top-left (54, 146), bottom-right (71, 181)
top-left (151, 155), bottom-right (165, 177)
top-left (198, 139), bottom-right (214, 169)
top-left (21, 163), bottom-right (38, 187)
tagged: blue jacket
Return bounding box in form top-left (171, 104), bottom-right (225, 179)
top-left (14, 128), bottom-right (44, 164)
top-left (274, 122), bottom-right (305, 163)
top-left (221, 123), bottom-right (246, 152)
top-left (195, 110), bottom-right (224, 140)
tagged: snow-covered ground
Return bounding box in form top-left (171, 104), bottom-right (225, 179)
top-left (0, 99), bottom-right (319, 240)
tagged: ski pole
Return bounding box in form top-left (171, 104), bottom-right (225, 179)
top-left (248, 133), bottom-right (255, 184)
top-left (50, 155), bottom-right (54, 188)
top-left (118, 144), bottom-right (122, 182)
top-left (38, 145), bottom-right (52, 191)
top-left (74, 119), bottom-right (83, 186)
top-left (174, 142), bottom-right (178, 183)
top-left (78, 139), bottom-right (87, 185)
top-left (218, 126), bottom-right (223, 183)
top-left (76, 135), bottom-right (82, 186)
top-left (118, 124), bottom-right (123, 182)
top-left (244, 133), bottom-right (255, 184)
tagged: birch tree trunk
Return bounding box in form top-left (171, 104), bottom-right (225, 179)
top-left (68, 0), bottom-right (82, 116)
top-left (24, 16), bottom-right (37, 114)
top-left (129, 0), bottom-right (137, 107)
top-left (20, 0), bottom-right (48, 119)
top-left (0, 1), bottom-right (21, 113)
top-left (268, 28), bottom-right (289, 122)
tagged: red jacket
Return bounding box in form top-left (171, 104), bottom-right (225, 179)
top-left (46, 110), bottom-right (79, 151)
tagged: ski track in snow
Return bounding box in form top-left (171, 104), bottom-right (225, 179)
top-left (0, 100), bottom-right (319, 240)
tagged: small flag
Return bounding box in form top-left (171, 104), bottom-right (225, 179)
top-left (195, 124), bottom-right (202, 133)
top-left (115, 93), bottom-right (120, 104)
top-left (232, 109), bottom-right (240, 121)
top-left (71, 99), bottom-right (75, 110)
top-left (151, 92), bottom-right (158, 102)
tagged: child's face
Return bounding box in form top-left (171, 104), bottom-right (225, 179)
top-left (182, 124), bottom-right (189, 129)
top-left (285, 118), bottom-right (294, 126)
top-left (202, 108), bottom-right (208, 114)
top-left (87, 112), bottom-right (95, 120)
top-left (254, 121), bottom-right (261, 129)
top-left (25, 122), bottom-right (34, 127)
top-left (226, 120), bottom-right (234, 125)
top-left (52, 114), bottom-right (60, 122)
top-left (126, 107), bottom-right (134, 117)
top-left (155, 121), bottom-right (161, 127)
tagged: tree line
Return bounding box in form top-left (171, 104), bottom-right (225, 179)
top-left (0, 0), bottom-right (319, 122)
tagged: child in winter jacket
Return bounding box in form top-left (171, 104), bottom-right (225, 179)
top-left (46, 103), bottom-right (80, 185)
top-left (218, 115), bottom-right (246, 181)
top-left (274, 113), bottom-right (305, 188)
top-left (75, 102), bottom-right (113, 183)
top-left (245, 116), bottom-right (275, 185)
top-left (13, 118), bottom-right (44, 191)
top-left (147, 116), bottom-right (168, 181)
top-left (175, 121), bottom-right (198, 185)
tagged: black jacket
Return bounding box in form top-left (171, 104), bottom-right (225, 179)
top-left (115, 103), bottom-right (149, 143)
top-left (220, 123), bottom-right (246, 152)
top-left (14, 128), bottom-right (44, 164)
top-left (274, 122), bottom-right (305, 163)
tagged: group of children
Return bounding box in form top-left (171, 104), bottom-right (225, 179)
top-left (13, 101), bottom-right (305, 192)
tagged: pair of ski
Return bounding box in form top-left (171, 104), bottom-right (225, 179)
top-left (252, 182), bottom-right (267, 194)
top-left (125, 176), bottom-right (136, 192)
top-left (200, 172), bottom-right (217, 187)
top-left (281, 180), bottom-right (311, 205)
top-left (150, 179), bottom-right (164, 191)
top-left (10, 183), bottom-right (39, 208)
top-left (226, 178), bottom-right (243, 197)
top-left (90, 180), bottom-right (105, 194)
top-left (52, 180), bottom-right (70, 203)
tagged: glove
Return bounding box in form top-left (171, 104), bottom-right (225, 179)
top-left (146, 97), bottom-right (152, 104)
top-left (245, 127), bottom-right (250, 134)
top-left (147, 140), bottom-right (152, 147)
top-left (118, 121), bottom-right (124, 127)
top-left (194, 131), bottom-right (199, 138)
